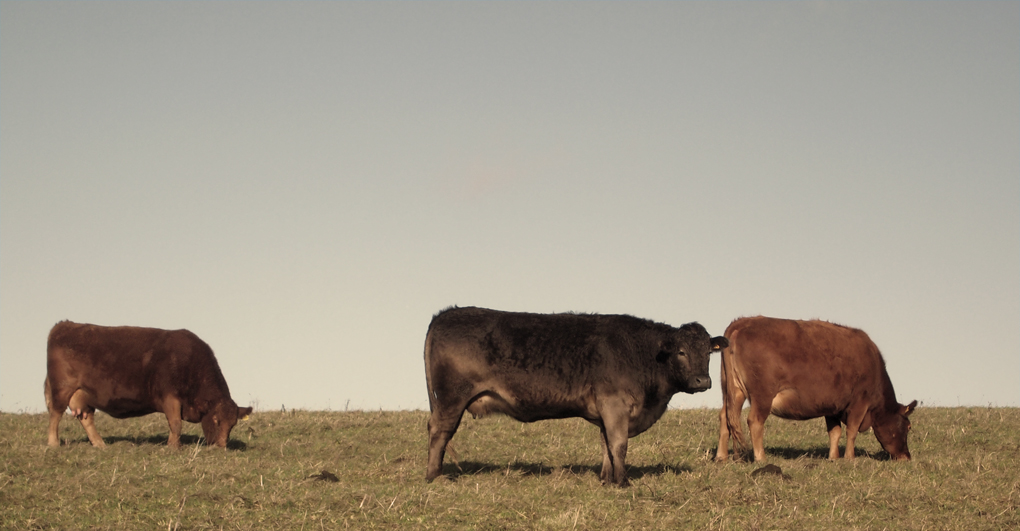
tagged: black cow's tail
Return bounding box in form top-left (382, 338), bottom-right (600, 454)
top-left (423, 325), bottom-right (436, 414)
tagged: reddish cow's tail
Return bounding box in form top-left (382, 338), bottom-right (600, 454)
top-left (721, 329), bottom-right (749, 452)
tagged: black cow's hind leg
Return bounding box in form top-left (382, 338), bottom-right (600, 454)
top-left (426, 407), bottom-right (464, 481)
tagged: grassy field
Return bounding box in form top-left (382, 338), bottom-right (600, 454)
top-left (1, 406), bottom-right (1017, 530)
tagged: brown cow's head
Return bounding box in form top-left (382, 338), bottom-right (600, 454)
top-left (872, 400), bottom-right (917, 460)
top-left (201, 400), bottom-right (253, 448)
top-left (665, 323), bottom-right (729, 393)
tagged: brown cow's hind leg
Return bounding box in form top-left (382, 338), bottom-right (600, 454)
top-left (716, 385), bottom-right (746, 462)
top-left (45, 379), bottom-right (68, 447)
top-left (47, 409), bottom-right (63, 447)
top-left (68, 389), bottom-right (105, 447)
top-left (825, 416), bottom-right (843, 460)
top-left (747, 400), bottom-right (771, 462)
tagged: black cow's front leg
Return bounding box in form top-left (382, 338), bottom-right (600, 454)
top-left (597, 400), bottom-right (632, 486)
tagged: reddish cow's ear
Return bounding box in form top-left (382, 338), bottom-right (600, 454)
top-left (711, 336), bottom-right (729, 351)
top-left (239, 407), bottom-right (253, 421)
top-left (902, 400), bottom-right (917, 417)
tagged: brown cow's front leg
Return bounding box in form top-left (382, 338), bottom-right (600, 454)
top-left (162, 396), bottom-right (184, 449)
top-left (842, 407), bottom-right (868, 461)
top-left (825, 415), bottom-right (843, 460)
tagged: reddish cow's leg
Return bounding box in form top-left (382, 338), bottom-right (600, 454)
top-left (716, 385), bottom-right (746, 462)
top-left (162, 396), bottom-right (184, 449)
top-left (44, 379), bottom-right (68, 447)
top-left (76, 410), bottom-right (106, 448)
top-left (842, 407), bottom-right (868, 461)
top-left (716, 407), bottom-right (730, 462)
top-left (747, 400), bottom-right (771, 462)
top-left (825, 416), bottom-right (843, 460)
top-left (68, 389), bottom-right (105, 447)
top-left (47, 408), bottom-right (63, 447)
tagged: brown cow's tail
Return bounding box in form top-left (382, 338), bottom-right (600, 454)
top-left (721, 328), bottom-right (749, 452)
top-left (44, 377), bottom-right (54, 413)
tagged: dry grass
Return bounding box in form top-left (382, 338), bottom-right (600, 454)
top-left (1, 406), bottom-right (1017, 529)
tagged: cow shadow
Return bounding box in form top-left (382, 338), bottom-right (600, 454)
top-left (442, 461), bottom-right (692, 482)
top-left (721, 445), bottom-right (891, 462)
top-left (767, 445), bottom-right (890, 461)
top-left (71, 434), bottom-right (249, 450)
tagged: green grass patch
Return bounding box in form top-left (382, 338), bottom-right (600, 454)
top-left (1, 407), bottom-right (1017, 529)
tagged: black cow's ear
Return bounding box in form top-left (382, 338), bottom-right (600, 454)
top-left (711, 336), bottom-right (729, 351)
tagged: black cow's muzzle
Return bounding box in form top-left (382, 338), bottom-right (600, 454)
top-left (688, 375), bottom-right (712, 392)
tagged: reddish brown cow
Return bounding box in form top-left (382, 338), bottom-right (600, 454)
top-left (45, 321), bottom-right (252, 448)
top-left (715, 316), bottom-right (916, 462)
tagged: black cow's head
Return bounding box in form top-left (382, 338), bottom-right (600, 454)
top-left (201, 399), bottom-right (253, 448)
top-left (662, 323), bottom-right (728, 393)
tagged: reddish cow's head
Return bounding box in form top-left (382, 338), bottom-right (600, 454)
top-left (201, 399), bottom-right (253, 448)
top-left (872, 400), bottom-right (917, 460)
top-left (667, 323), bottom-right (729, 393)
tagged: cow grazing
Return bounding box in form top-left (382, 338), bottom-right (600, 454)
top-left (424, 306), bottom-right (728, 486)
top-left (715, 316), bottom-right (916, 463)
top-left (45, 321), bottom-right (252, 449)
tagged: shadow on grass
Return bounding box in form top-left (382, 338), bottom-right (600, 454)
top-left (68, 434), bottom-right (249, 450)
top-left (717, 445), bottom-right (891, 462)
top-left (768, 445), bottom-right (890, 461)
top-left (442, 461), bottom-right (693, 482)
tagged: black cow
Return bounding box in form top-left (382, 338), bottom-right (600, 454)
top-left (423, 306), bottom-right (727, 486)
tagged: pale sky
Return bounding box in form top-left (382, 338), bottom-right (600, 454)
top-left (2, 2), bottom-right (1017, 413)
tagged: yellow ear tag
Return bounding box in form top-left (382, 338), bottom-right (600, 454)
top-left (241, 414), bottom-right (250, 421)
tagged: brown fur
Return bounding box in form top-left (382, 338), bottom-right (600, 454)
top-left (715, 316), bottom-right (916, 462)
top-left (44, 321), bottom-right (252, 448)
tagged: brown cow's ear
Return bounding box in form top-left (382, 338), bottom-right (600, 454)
top-left (239, 407), bottom-right (253, 421)
top-left (711, 336), bottom-right (729, 351)
top-left (902, 400), bottom-right (917, 417)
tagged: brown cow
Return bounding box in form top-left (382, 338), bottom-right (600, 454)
top-left (715, 316), bottom-right (916, 462)
top-left (45, 321), bottom-right (252, 448)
